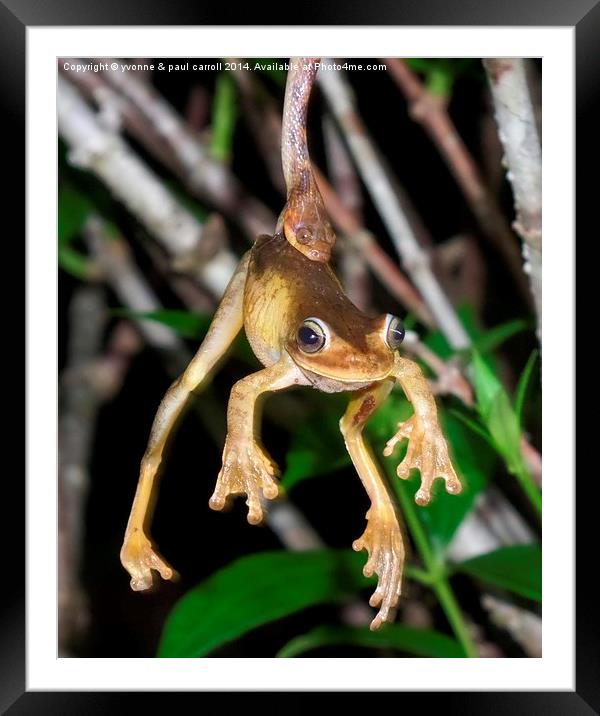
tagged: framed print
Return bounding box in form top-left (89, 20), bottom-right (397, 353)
top-left (7, 0), bottom-right (590, 709)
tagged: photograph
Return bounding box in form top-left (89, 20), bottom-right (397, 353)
top-left (56, 55), bottom-right (543, 660)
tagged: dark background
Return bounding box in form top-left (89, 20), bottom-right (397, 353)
top-left (58, 58), bottom-right (540, 657)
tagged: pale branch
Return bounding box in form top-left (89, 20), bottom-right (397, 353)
top-left (58, 74), bottom-right (237, 298)
top-left (323, 115), bottom-right (371, 312)
top-left (322, 114), bottom-right (364, 217)
top-left (384, 58), bottom-right (531, 303)
top-left (58, 286), bottom-right (106, 652)
top-left (95, 60), bottom-right (275, 240)
top-left (483, 59), bottom-right (542, 343)
top-left (482, 595), bottom-right (542, 657)
top-left (318, 62), bottom-right (471, 349)
top-left (404, 330), bottom-right (473, 405)
top-left (447, 487), bottom-right (536, 563)
top-left (59, 60), bottom-right (183, 176)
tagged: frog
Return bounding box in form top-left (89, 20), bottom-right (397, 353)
top-left (120, 57), bottom-right (462, 630)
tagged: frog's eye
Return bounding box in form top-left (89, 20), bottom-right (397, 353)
top-left (385, 314), bottom-right (405, 350)
top-left (297, 318), bottom-right (327, 354)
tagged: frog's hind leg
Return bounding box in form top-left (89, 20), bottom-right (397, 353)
top-left (120, 252), bottom-right (250, 592)
top-left (340, 380), bottom-right (405, 630)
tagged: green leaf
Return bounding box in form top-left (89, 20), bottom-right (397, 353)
top-left (454, 544), bottom-right (542, 602)
top-left (281, 409), bottom-right (350, 491)
top-left (514, 350), bottom-right (540, 427)
top-left (277, 624), bottom-right (466, 658)
top-left (427, 67), bottom-right (454, 97)
top-left (471, 351), bottom-right (522, 466)
top-left (486, 390), bottom-right (524, 474)
top-left (471, 349), bottom-right (503, 419)
top-left (58, 185), bottom-right (94, 246)
top-left (58, 245), bottom-right (92, 279)
top-left (471, 351), bottom-right (541, 512)
top-left (157, 550), bottom-right (375, 657)
top-left (472, 318), bottom-right (531, 355)
top-left (446, 407), bottom-right (494, 447)
top-left (210, 72), bottom-right (237, 164)
top-left (111, 308), bottom-right (212, 339)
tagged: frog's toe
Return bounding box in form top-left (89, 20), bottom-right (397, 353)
top-left (120, 532), bottom-right (176, 591)
top-left (353, 508), bottom-right (404, 631)
top-left (210, 440), bottom-right (281, 523)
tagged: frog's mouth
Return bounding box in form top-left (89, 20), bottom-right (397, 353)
top-left (289, 350), bottom-right (394, 389)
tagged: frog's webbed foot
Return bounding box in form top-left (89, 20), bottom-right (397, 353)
top-left (353, 508), bottom-right (404, 631)
top-left (383, 415), bottom-right (462, 506)
top-left (209, 437), bottom-right (281, 525)
top-left (120, 530), bottom-right (176, 591)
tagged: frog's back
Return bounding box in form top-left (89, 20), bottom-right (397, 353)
top-left (244, 233), bottom-right (370, 368)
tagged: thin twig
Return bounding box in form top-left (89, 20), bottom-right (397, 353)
top-left (404, 330), bottom-right (473, 405)
top-left (483, 59), bottom-right (542, 343)
top-left (96, 60), bottom-right (275, 240)
top-left (384, 58), bottom-right (531, 303)
top-left (57, 73), bottom-right (237, 297)
top-left (318, 62), bottom-right (470, 349)
top-left (323, 115), bottom-right (370, 311)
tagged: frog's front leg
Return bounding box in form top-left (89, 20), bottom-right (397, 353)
top-left (385, 355), bottom-right (462, 506)
top-left (340, 380), bottom-right (405, 631)
top-left (209, 354), bottom-right (308, 525)
top-left (120, 252), bottom-right (250, 591)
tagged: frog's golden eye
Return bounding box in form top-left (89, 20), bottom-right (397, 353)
top-left (385, 314), bottom-right (405, 350)
top-left (297, 318), bottom-right (327, 354)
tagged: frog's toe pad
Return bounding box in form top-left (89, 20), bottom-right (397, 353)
top-left (396, 423), bottom-right (462, 505)
top-left (353, 509), bottom-right (404, 630)
top-left (210, 440), bottom-right (281, 524)
top-left (120, 532), bottom-right (176, 592)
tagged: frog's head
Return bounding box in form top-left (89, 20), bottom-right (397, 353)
top-left (286, 312), bottom-right (406, 387)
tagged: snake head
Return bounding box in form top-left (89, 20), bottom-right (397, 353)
top-left (282, 191), bottom-right (336, 263)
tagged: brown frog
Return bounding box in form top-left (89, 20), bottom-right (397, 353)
top-left (120, 58), bottom-right (461, 630)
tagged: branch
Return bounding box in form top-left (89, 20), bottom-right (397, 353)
top-left (384, 58), bottom-right (531, 303)
top-left (95, 60), bottom-right (275, 240)
top-left (323, 115), bottom-right (370, 312)
top-left (404, 330), bottom-right (474, 406)
top-left (483, 60), bottom-right (542, 342)
top-left (482, 595), bottom-right (542, 657)
top-left (57, 73), bottom-right (237, 297)
top-left (318, 62), bottom-right (470, 349)
top-left (58, 287), bottom-right (105, 652)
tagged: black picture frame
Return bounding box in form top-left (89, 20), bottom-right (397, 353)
top-left (9, 0), bottom-right (589, 710)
